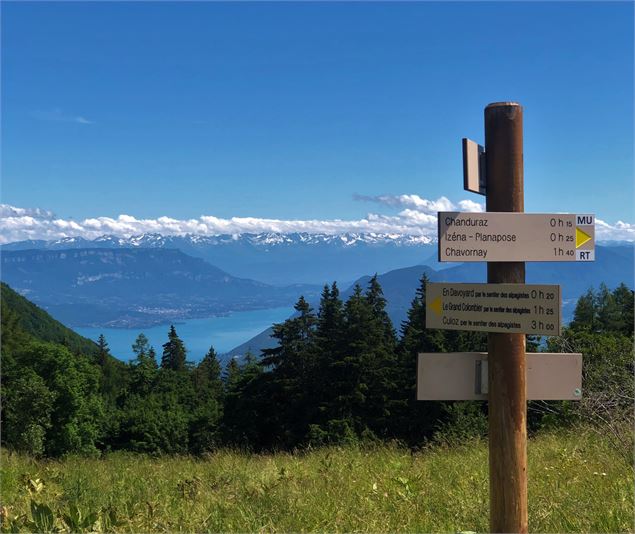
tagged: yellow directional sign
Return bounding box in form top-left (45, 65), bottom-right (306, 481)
top-left (576, 227), bottom-right (592, 248)
top-left (429, 296), bottom-right (443, 317)
top-left (425, 282), bottom-right (561, 335)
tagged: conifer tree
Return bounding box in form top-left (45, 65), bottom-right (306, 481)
top-left (130, 334), bottom-right (158, 394)
top-left (221, 352), bottom-right (267, 447)
top-left (97, 334), bottom-right (109, 366)
top-left (313, 283), bottom-right (344, 428)
top-left (359, 276), bottom-right (399, 437)
top-left (611, 283), bottom-right (634, 336)
top-left (161, 325), bottom-right (187, 371)
top-left (326, 280), bottom-right (400, 440)
top-left (260, 296), bottom-right (317, 446)
top-left (194, 345), bottom-right (223, 400)
top-left (570, 288), bottom-right (596, 331)
top-left (330, 283), bottom-right (367, 434)
top-left (223, 357), bottom-right (241, 386)
top-left (395, 273), bottom-right (445, 441)
top-left (148, 346), bottom-right (157, 367)
top-left (132, 333), bottom-right (150, 358)
top-left (190, 345), bottom-right (224, 452)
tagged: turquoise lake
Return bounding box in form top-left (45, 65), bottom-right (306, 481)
top-left (74, 306), bottom-right (293, 362)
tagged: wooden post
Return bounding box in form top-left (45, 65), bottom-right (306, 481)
top-left (484, 102), bottom-right (528, 533)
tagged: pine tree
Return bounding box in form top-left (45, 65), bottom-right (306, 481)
top-left (148, 346), bottom-right (158, 367)
top-left (97, 334), bottom-right (109, 366)
top-left (313, 283), bottom-right (344, 427)
top-left (324, 279), bottom-right (400, 441)
top-left (612, 283), bottom-right (634, 336)
top-left (190, 345), bottom-right (224, 453)
top-left (132, 333), bottom-right (150, 359)
top-left (395, 273), bottom-right (446, 442)
top-left (570, 288), bottom-right (596, 331)
top-left (359, 276), bottom-right (399, 438)
top-left (223, 357), bottom-right (241, 386)
top-left (330, 284), bottom-right (367, 433)
top-left (130, 334), bottom-right (158, 395)
top-left (194, 345), bottom-right (223, 401)
top-left (259, 296), bottom-right (318, 447)
top-left (221, 353), bottom-right (266, 447)
top-left (161, 325), bottom-right (187, 371)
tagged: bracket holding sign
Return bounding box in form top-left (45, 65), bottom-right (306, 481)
top-left (463, 138), bottom-right (486, 195)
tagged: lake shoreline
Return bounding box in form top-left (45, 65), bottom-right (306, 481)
top-left (74, 306), bottom-right (293, 362)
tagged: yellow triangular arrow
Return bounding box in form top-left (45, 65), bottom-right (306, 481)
top-left (429, 296), bottom-right (443, 316)
top-left (576, 227), bottom-right (592, 248)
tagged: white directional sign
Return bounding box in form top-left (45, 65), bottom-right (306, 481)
top-left (417, 352), bottom-right (583, 401)
top-left (438, 212), bottom-right (595, 262)
top-left (426, 282), bottom-right (561, 336)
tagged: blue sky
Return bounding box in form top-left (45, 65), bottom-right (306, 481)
top-left (1, 1), bottom-right (633, 241)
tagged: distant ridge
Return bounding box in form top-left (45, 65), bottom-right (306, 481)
top-left (1, 248), bottom-right (320, 328)
top-left (1, 232), bottom-right (436, 285)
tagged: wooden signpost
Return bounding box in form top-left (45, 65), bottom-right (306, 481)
top-left (418, 102), bottom-right (594, 533)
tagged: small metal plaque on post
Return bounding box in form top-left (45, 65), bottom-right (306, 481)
top-left (463, 138), bottom-right (486, 195)
top-left (425, 282), bottom-right (561, 336)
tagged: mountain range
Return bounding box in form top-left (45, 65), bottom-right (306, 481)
top-left (1, 232), bottom-right (632, 357)
top-left (2, 232), bottom-right (435, 286)
top-left (1, 248), bottom-right (320, 328)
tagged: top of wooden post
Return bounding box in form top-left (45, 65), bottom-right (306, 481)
top-left (486, 101), bottom-right (522, 108)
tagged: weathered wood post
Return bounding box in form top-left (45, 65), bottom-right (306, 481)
top-left (484, 101), bottom-right (528, 533)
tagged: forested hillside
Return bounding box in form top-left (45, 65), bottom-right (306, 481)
top-left (1, 278), bottom-right (632, 456)
top-left (1, 283), bottom-right (100, 357)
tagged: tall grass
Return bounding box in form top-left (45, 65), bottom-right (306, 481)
top-left (1, 427), bottom-right (632, 533)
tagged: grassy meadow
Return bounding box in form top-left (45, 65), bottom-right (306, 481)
top-left (1, 428), bottom-right (632, 533)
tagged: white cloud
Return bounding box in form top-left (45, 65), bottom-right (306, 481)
top-left (0, 205), bottom-right (55, 219)
top-left (457, 199), bottom-right (485, 213)
top-left (30, 108), bottom-right (94, 125)
top-left (354, 193), bottom-right (486, 214)
top-left (0, 200), bottom-right (632, 245)
top-left (354, 194), bottom-right (463, 214)
top-left (595, 219), bottom-right (635, 242)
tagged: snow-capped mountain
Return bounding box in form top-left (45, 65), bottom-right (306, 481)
top-left (2, 232), bottom-right (437, 285)
top-left (3, 231), bottom-right (433, 249)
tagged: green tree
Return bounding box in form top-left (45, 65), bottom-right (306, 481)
top-left (132, 333), bottom-right (150, 358)
top-left (15, 342), bottom-right (105, 456)
top-left (612, 283), bottom-right (634, 336)
top-left (310, 283), bottom-right (345, 435)
top-left (221, 354), bottom-right (266, 448)
top-left (118, 394), bottom-right (190, 454)
top-left (359, 275), bottom-right (399, 438)
top-left (161, 325), bottom-right (187, 371)
top-left (97, 334), bottom-right (109, 366)
top-left (320, 278), bottom-right (399, 442)
top-left (2, 369), bottom-right (56, 455)
top-left (259, 296), bottom-right (318, 447)
top-left (129, 334), bottom-right (158, 396)
top-left (394, 273), bottom-right (446, 442)
top-left (190, 346), bottom-right (224, 452)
